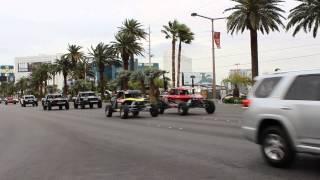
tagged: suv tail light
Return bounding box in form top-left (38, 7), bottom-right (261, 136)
top-left (242, 99), bottom-right (251, 108)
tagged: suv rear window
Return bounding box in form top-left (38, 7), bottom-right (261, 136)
top-left (255, 77), bottom-right (282, 98)
top-left (285, 74), bottom-right (320, 101)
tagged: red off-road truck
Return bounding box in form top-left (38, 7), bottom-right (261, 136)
top-left (159, 87), bottom-right (215, 115)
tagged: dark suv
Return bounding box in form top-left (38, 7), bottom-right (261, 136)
top-left (74, 91), bottom-right (102, 109)
top-left (20, 95), bottom-right (38, 107)
top-left (42, 94), bottom-right (69, 110)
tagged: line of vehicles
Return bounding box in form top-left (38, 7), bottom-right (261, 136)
top-left (1, 87), bottom-right (216, 119)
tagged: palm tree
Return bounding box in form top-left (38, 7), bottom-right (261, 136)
top-left (225, 0), bottom-right (285, 79)
top-left (130, 70), bottom-right (146, 94)
top-left (65, 44), bottom-right (85, 80)
top-left (29, 64), bottom-right (51, 97)
top-left (162, 20), bottom-right (180, 87)
top-left (287, 0), bottom-right (320, 38)
top-left (15, 77), bottom-right (29, 95)
top-left (144, 69), bottom-right (166, 104)
top-left (71, 60), bottom-right (95, 80)
top-left (117, 70), bottom-right (131, 90)
top-left (113, 32), bottom-right (144, 70)
top-left (119, 19), bottom-right (147, 71)
top-left (48, 64), bottom-right (58, 86)
top-left (222, 72), bottom-right (252, 97)
top-left (89, 43), bottom-right (121, 98)
top-left (177, 23), bottom-right (194, 87)
top-left (56, 55), bottom-right (72, 96)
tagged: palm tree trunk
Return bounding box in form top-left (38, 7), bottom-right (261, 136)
top-left (250, 29), bottom-right (259, 79)
top-left (123, 55), bottom-right (129, 70)
top-left (130, 54), bottom-right (135, 71)
top-left (140, 80), bottom-right (145, 95)
top-left (99, 64), bottom-right (105, 99)
top-left (177, 40), bottom-right (182, 87)
top-left (123, 55), bottom-right (129, 90)
top-left (53, 74), bottom-right (55, 86)
top-left (44, 80), bottom-right (48, 95)
top-left (171, 38), bottom-right (176, 88)
top-left (63, 73), bottom-right (68, 96)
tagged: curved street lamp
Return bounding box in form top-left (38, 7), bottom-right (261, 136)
top-left (191, 12), bottom-right (227, 99)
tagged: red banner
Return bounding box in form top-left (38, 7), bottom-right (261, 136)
top-left (213, 32), bottom-right (221, 49)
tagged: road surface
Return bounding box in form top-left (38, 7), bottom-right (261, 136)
top-left (0, 103), bottom-right (319, 180)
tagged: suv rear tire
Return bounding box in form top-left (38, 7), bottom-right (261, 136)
top-left (261, 126), bottom-right (295, 168)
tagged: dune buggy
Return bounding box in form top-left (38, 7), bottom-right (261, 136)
top-left (105, 90), bottom-right (159, 119)
top-left (159, 87), bottom-right (215, 115)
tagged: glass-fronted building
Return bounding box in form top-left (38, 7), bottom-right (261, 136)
top-left (0, 65), bottom-right (15, 83)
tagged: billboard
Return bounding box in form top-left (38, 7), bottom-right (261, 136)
top-left (182, 72), bottom-right (213, 86)
top-left (0, 65), bottom-right (15, 82)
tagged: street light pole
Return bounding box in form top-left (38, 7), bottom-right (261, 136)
top-left (191, 13), bottom-right (227, 100)
top-left (211, 19), bottom-right (216, 100)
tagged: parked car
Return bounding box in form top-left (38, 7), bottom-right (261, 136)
top-left (242, 70), bottom-right (320, 168)
top-left (20, 95), bottom-right (38, 107)
top-left (42, 94), bottom-right (69, 110)
top-left (4, 97), bottom-right (18, 105)
top-left (73, 91), bottom-right (102, 109)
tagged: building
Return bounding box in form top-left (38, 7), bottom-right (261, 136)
top-left (163, 51), bottom-right (192, 86)
top-left (137, 63), bottom-right (159, 71)
top-left (0, 65), bottom-right (15, 83)
top-left (14, 54), bottom-right (64, 89)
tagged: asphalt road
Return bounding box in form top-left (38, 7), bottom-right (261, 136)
top-left (0, 103), bottom-right (319, 180)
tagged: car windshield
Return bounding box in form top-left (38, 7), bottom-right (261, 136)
top-left (48, 95), bottom-right (63, 99)
top-left (125, 93), bottom-right (141, 98)
top-left (179, 90), bottom-right (190, 95)
top-left (25, 96), bottom-right (34, 99)
top-left (80, 93), bottom-right (95, 97)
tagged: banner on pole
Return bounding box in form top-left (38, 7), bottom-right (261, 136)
top-left (213, 32), bottom-right (221, 49)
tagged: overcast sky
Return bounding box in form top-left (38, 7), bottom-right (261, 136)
top-left (0, 0), bottom-right (319, 82)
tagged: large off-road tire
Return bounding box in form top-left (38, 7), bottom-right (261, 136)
top-left (48, 103), bottom-right (52, 110)
top-left (74, 103), bottom-right (78, 109)
top-left (132, 111), bottom-right (139, 117)
top-left (178, 102), bottom-right (189, 116)
top-left (105, 105), bottom-right (113, 117)
top-left (158, 101), bottom-right (166, 114)
top-left (120, 105), bottom-right (129, 119)
top-left (150, 104), bottom-right (159, 117)
top-left (65, 103), bottom-right (70, 110)
top-left (98, 101), bottom-right (102, 108)
top-left (89, 103), bottom-right (94, 109)
top-left (261, 126), bottom-right (295, 168)
top-left (205, 100), bottom-right (215, 114)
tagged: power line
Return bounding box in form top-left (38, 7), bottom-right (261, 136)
top-left (191, 43), bottom-right (320, 60)
top-left (216, 53), bottom-right (320, 69)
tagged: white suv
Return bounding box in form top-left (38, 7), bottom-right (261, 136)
top-left (242, 70), bottom-right (320, 168)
